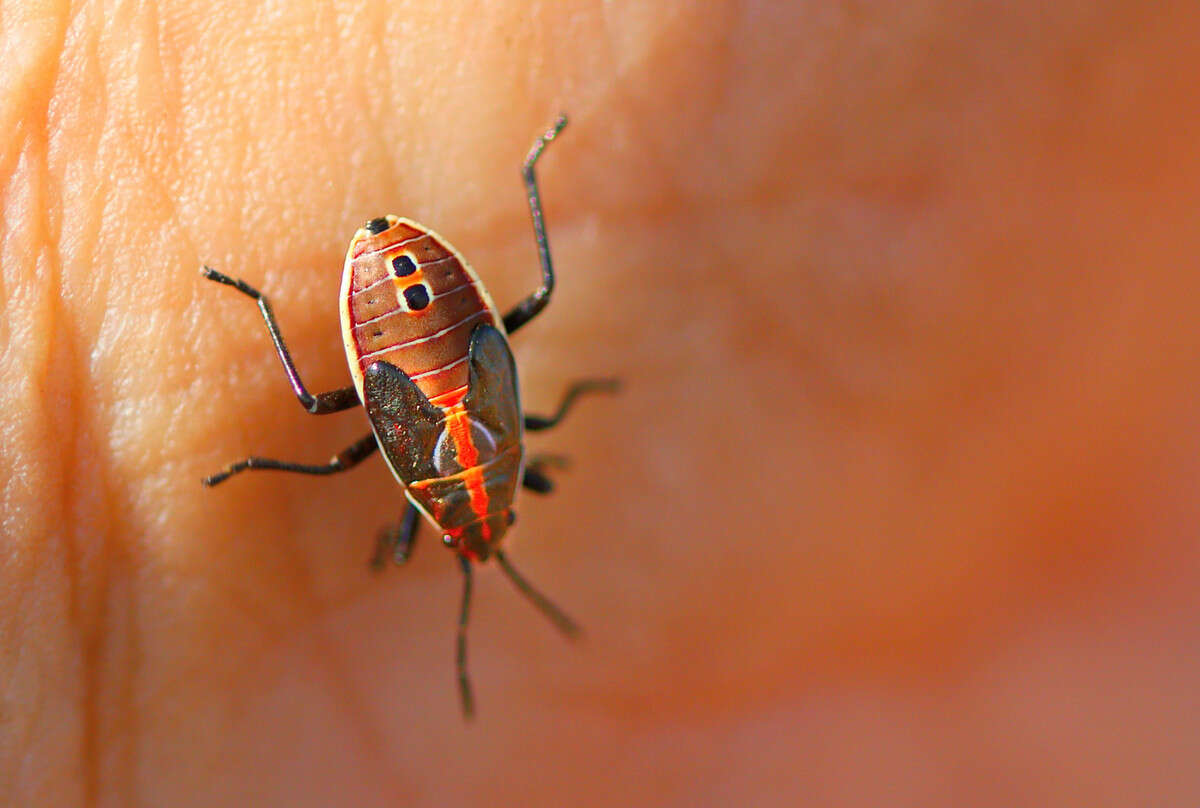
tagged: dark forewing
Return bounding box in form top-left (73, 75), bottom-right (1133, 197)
top-left (462, 324), bottom-right (522, 445)
top-left (363, 360), bottom-right (444, 484)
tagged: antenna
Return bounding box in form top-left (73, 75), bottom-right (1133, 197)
top-left (495, 550), bottom-right (581, 638)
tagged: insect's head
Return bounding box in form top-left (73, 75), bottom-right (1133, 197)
top-left (442, 509), bottom-right (516, 561)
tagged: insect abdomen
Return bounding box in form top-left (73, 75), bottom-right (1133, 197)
top-left (340, 217), bottom-right (501, 407)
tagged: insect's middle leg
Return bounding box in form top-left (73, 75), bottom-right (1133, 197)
top-left (522, 454), bottom-right (570, 495)
top-left (202, 267), bottom-right (360, 414)
top-left (370, 502), bottom-right (421, 570)
top-left (203, 432), bottom-right (378, 486)
top-left (524, 378), bottom-right (620, 431)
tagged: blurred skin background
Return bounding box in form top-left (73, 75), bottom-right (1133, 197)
top-left (2, 0), bottom-right (1199, 805)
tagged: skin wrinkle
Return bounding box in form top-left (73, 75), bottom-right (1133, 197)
top-left (20, 17), bottom-right (103, 777)
top-left (58, 1), bottom-right (204, 801)
top-left (46, 142), bottom-right (105, 808)
top-left (52, 6), bottom-right (151, 799)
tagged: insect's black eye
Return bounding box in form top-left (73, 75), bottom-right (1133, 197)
top-left (404, 284), bottom-right (430, 310)
top-left (391, 255), bottom-right (417, 277)
top-left (365, 217), bottom-right (390, 234)
top-left (506, 510), bottom-right (516, 526)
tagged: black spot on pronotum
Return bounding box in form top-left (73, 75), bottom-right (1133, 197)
top-left (392, 255), bottom-right (417, 277)
top-left (404, 284), bottom-right (430, 310)
top-left (365, 217), bottom-right (390, 234)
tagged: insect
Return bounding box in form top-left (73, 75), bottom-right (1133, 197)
top-left (200, 116), bottom-right (616, 716)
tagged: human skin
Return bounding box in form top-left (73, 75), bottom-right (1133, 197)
top-left (3, 1), bottom-right (1200, 805)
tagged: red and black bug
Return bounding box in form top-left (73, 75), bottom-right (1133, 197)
top-left (200, 116), bottom-right (616, 716)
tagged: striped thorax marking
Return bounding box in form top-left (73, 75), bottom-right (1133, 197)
top-left (441, 403), bottom-right (494, 542)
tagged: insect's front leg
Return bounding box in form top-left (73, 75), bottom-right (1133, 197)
top-left (521, 454), bottom-right (570, 494)
top-left (369, 502), bottom-right (421, 570)
top-left (201, 267), bottom-right (360, 414)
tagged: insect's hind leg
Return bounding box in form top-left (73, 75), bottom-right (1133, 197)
top-left (502, 115), bottom-right (569, 335)
top-left (370, 501), bottom-right (421, 570)
top-left (524, 378), bottom-right (620, 431)
top-left (201, 267), bottom-right (360, 414)
top-left (203, 432), bottom-right (378, 486)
